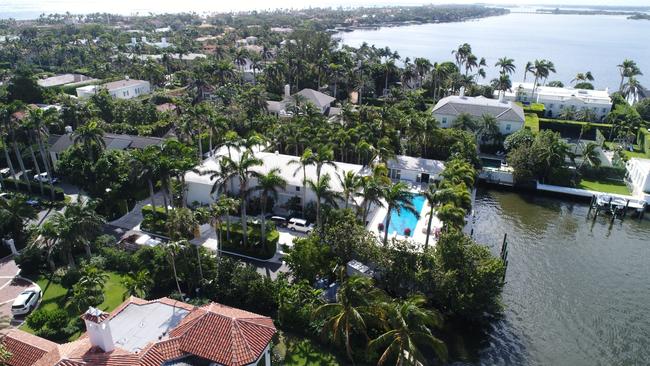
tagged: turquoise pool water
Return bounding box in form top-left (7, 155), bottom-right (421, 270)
top-left (385, 194), bottom-right (425, 237)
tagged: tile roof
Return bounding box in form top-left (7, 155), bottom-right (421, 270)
top-left (432, 95), bottom-right (525, 123)
top-left (170, 303), bottom-right (276, 366)
top-left (3, 329), bottom-right (58, 366)
top-left (49, 133), bottom-right (163, 153)
top-left (2, 297), bottom-right (274, 366)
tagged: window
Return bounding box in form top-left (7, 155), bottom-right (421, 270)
top-left (549, 103), bottom-right (554, 109)
top-left (295, 186), bottom-right (300, 192)
top-left (602, 108), bottom-right (607, 113)
top-left (506, 124), bottom-right (511, 132)
top-left (442, 117), bottom-right (447, 125)
top-left (560, 104), bottom-right (564, 109)
top-left (389, 169), bottom-right (401, 180)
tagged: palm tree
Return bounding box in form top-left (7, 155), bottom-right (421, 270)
top-left (313, 274), bottom-right (384, 363)
top-left (131, 146), bottom-right (160, 212)
top-left (495, 57), bottom-right (516, 75)
top-left (529, 59), bottom-right (556, 102)
top-left (121, 269), bottom-right (153, 299)
top-left (312, 146), bottom-right (337, 183)
top-left (491, 73), bottom-right (512, 100)
top-left (617, 59), bottom-right (643, 92)
top-left (452, 43), bottom-right (472, 70)
top-left (306, 173), bottom-right (339, 230)
top-left (369, 295), bottom-right (447, 366)
top-left (559, 105), bottom-right (578, 121)
top-left (289, 148), bottom-right (314, 214)
top-left (423, 183), bottom-right (446, 251)
top-left (579, 142), bottom-right (602, 169)
top-left (217, 150), bottom-right (262, 246)
top-left (72, 119), bottom-right (105, 161)
top-left (382, 182), bottom-right (418, 245)
top-left (451, 113), bottom-right (478, 132)
top-left (61, 198), bottom-right (106, 258)
top-left (622, 76), bottom-right (643, 103)
top-left (77, 265), bottom-right (109, 290)
top-left (571, 71), bottom-right (594, 84)
top-left (212, 196), bottom-right (239, 247)
top-left (477, 114), bottom-right (500, 145)
top-left (253, 168), bottom-right (287, 244)
top-left (437, 203), bottom-right (467, 231)
top-left (0, 194), bottom-right (36, 242)
top-left (165, 240), bottom-right (185, 296)
top-left (523, 61), bottom-right (533, 82)
top-left (338, 170), bottom-right (361, 210)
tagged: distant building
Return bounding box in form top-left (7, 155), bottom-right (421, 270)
top-left (127, 36), bottom-right (173, 48)
top-left (1, 297), bottom-right (276, 366)
top-left (37, 74), bottom-right (97, 88)
top-left (625, 158), bottom-right (650, 197)
top-left (386, 155), bottom-right (445, 184)
top-left (49, 132), bottom-right (163, 166)
top-left (501, 82), bottom-right (612, 120)
top-left (76, 78), bottom-right (150, 99)
top-left (267, 87), bottom-right (337, 117)
top-left (432, 91), bottom-right (525, 135)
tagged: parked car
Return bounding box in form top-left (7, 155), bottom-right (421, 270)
top-left (0, 168), bottom-right (10, 178)
top-left (11, 287), bottom-right (41, 316)
top-left (269, 215), bottom-right (288, 228)
top-left (33, 172), bottom-right (58, 184)
top-left (25, 198), bottom-right (40, 207)
top-left (287, 218), bottom-right (314, 234)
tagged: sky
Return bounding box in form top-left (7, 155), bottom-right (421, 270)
top-left (1, 0), bottom-right (649, 19)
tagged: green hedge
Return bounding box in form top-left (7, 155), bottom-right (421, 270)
top-left (538, 118), bottom-right (613, 140)
top-left (579, 165), bottom-right (627, 180)
top-left (522, 102), bottom-right (545, 117)
top-left (141, 205), bottom-right (168, 235)
top-left (525, 113), bottom-right (540, 133)
top-left (218, 223), bottom-right (278, 260)
top-left (2, 178), bottom-right (64, 200)
top-left (637, 128), bottom-right (650, 157)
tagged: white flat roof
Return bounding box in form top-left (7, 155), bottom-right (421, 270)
top-left (185, 146), bottom-right (367, 193)
top-left (388, 155), bottom-right (445, 175)
top-left (508, 82), bottom-right (611, 104)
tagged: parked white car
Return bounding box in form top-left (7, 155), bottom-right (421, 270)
top-left (33, 172), bottom-right (58, 184)
top-left (11, 287), bottom-right (41, 316)
top-left (287, 218), bottom-right (314, 234)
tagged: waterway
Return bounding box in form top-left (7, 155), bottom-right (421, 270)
top-left (460, 188), bottom-right (650, 365)
top-left (337, 12), bottom-right (650, 91)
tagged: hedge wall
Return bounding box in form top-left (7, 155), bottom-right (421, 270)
top-left (579, 165), bottom-right (627, 181)
top-left (525, 113), bottom-right (540, 133)
top-left (2, 178), bottom-right (64, 200)
top-left (523, 103), bottom-right (546, 117)
top-left (637, 128), bottom-right (650, 157)
top-left (538, 118), bottom-right (613, 140)
top-left (218, 223), bottom-right (278, 260)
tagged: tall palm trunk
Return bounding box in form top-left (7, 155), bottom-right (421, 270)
top-left (11, 139), bottom-right (31, 193)
top-left (147, 179), bottom-right (157, 211)
top-left (36, 134), bottom-right (55, 199)
top-left (240, 181), bottom-right (248, 246)
top-left (424, 205), bottom-right (434, 251)
top-left (196, 245), bottom-right (204, 282)
top-left (383, 206), bottom-right (392, 246)
top-left (260, 194), bottom-right (267, 245)
top-left (28, 144), bottom-right (44, 195)
top-left (301, 167), bottom-right (307, 213)
top-left (170, 255), bottom-right (182, 295)
top-left (315, 197), bottom-right (322, 230)
top-left (1, 137), bottom-right (18, 189)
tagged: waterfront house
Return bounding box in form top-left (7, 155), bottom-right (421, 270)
top-left (49, 132), bottom-right (163, 166)
top-left (500, 82), bottom-right (612, 120)
top-left (387, 155), bottom-right (445, 184)
top-left (1, 297), bottom-right (275, 366)
top-left (76, 78), bottom-right (151, 99)
top-left (432, 91), bottom-right (525, 135)
top-left (184, 146), bottom-right (444, 208)
top-left (625, 158), bottom-right (650, 197)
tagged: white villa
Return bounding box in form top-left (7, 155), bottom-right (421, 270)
top-left (625, 158), bottom-right (650, 198)
top-left (432, 93), bottom-right (525, 135)
top-left (184, 146), bottom-right (444, 207)
top-left (500, 82), bottom-right (612, 120)
top-left (76, 79), bottom-right (151, 99)
top-left (37, 73), bottom-right (96, 88)
top-left (127, 36), bottom-right (173, 48)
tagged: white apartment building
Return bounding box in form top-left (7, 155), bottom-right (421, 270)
top-left (76, 79), bottom-right (151, 99)
top-left (500, 82), bottom-right (613, 120)
top-left (625, 158), bottom-right (650, 197)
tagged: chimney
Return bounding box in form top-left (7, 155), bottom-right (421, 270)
top-left (125, 75), bottom-right (130, 81)
top-left (64, 125), bottom-right (73, 134)
top-left (284, 84), bottom-right (291, 99)
top-left (130, 37), bottom-right (136, 45)
top-left (141, 36), bottom-right (147, 43)
top-left (499, 91), bottom-right (505, 103)
top-left (161, 37), bottom-right (167, 44)
top-left (82, 307), bottom-right (114, 352)
top-left (459, 86), bottom-right (465, 98)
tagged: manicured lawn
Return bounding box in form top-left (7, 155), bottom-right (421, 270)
top-left (578, 178), bottom-right (631, 195)
top-left (22, 271), bottom-right (128, 339)
top-left (276, 333), bottom-right (343, 366)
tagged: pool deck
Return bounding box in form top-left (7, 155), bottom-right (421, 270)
top-left (366, 192), bottom-right (443, 251)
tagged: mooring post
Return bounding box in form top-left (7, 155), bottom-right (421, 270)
top-left (623, 200), bottom-right (630, 218)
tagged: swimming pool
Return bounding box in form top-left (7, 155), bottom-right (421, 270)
top-left (384, 194), bottom-right (425, 237)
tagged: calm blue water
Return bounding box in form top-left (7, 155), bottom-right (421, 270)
top-left (385, 194), bottom-right (425, 237)
top-left (338, 12), bottom-right (650, 91)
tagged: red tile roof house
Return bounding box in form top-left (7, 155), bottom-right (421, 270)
top-left (1, 297), bottom-right (276, 366)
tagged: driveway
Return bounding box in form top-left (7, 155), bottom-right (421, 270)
top-left (110, 192), bottom-right (165, 230)
top-left (0, 257), bottom-right (37, 323)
